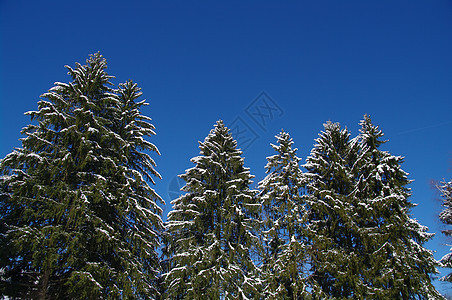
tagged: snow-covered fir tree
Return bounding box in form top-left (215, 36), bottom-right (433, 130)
top-left (439, 178), bottom-right (452, 282)
top-left (165, 120), bottom-right (262, 299)
top-left (0, 53), bottom-right (163, 299)
top-left (258, 130), bottom-right (311, 299)
top-left (354, 115), bottom-right (441, 299)
top-left (304, 121), bottom-right (365, 298)
top-left (303, 118), bottom-right (442, 299)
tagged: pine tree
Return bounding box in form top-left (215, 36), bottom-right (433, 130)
top-left (354, 115), bottom-right (441, 299)
top-left (304, 121), bottom-right (364, 298)
top-left (0, 53), bottom-right (163, 299)
top-left (438, 179), bottom-right (452, 282)
top-left (258, 130), bottom-right (311, 299)
top-left (165, 120), bottom-right (261, 299)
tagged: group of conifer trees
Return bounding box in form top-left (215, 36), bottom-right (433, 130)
top-left (0, 54), bottom-right (449, 299)
top-left (163, 119), bottom-right (442, 299)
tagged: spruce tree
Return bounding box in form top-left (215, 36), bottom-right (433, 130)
top-left (0, 53), bottom-right (163, 299)
top-left (111, 79), bottom-right (164, 297)
top-left (304, 118), bottom-right (442, 299)
top-left (304, 121), bottom-right (363, 298)
top-left (258, 130), bottom-right (311, 299)
top-left (355, 115), bottom-right (441, 299)
top-left (165, 120), bottom-right (261, 299)
top-left (439, 179), bottom-right (452, 282)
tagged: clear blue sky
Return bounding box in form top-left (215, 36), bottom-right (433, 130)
top-left (1, 0), bottom-right (452, 294)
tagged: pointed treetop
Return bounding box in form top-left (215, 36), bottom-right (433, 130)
top-left (209, 119), bottom-right (227, 134)
top-left (317, 121), bottom-right (351, 146)
top-left (324, 120), bottom-right (340, 131)
top-left (63, 52), bottom-right (115, 97)
top-left (269, 130), bottom-right (297, 159)
top-left (310, 120), bottom-right (351, 155)
top-left (359, 114), bottom-right (386, 149)
top-left (199, 119), bottom-right (241, 155)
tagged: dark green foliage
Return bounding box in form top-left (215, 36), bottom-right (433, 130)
top-left (0, 53), bottom-right (163, 299)
top-left (304, 121), bottom-right (362, 298)
top-left (354, 115), bottom-right (441, 299)
top-left (304, 118), bottom-right (441, 299)
top-left (0, 54), bottom-right (442, 299)
top-left (439, 179), bottom-right (452, 282)
top-left (165, 120), bottom-right (261, 299)
top-left (258, 130), bottom-right (312, 299)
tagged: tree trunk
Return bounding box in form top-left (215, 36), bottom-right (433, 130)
top-left (37, 268), bottom-right (50, 300)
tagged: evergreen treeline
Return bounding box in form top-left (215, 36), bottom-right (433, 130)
top-left (0, 54), bottom-right (446, 299)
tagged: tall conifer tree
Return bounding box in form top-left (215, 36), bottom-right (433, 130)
top-left (355, 115), bottom-right (441, 299)
top-left (0, 53), bottom-right (163, 299)
top-left (258, 130), bottom-right (311, 299)
top-left (304, 121), bottom-right (363, 298)
top-left (165, 120), bottom-right (261, 299)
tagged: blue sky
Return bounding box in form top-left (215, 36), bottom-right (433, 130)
top-left (1, 0), bottom-right (452, 294)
